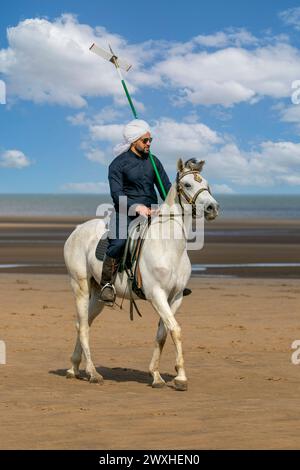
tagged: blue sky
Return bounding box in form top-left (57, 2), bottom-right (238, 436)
top-left (1, 0), bottom-right (300, 194)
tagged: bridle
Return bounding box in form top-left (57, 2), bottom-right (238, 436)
top-left (176, 169), bottom-right (211, 218)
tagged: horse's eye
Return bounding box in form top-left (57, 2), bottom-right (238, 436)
top-left (184, 183), bottom-right (192, 189)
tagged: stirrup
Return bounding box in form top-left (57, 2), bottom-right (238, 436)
top-left (99, 282), bottom-right (116, 306)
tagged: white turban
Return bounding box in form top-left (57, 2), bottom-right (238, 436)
top-left (113, 119), bottom-right (151, 157)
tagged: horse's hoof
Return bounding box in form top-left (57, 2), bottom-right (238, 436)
top-left (89, 374), bottom-right (104, 384)
top-left (66, 370), bottom-right (80, 379)
top-left (174, 379), bottom-right (188, 391)
top-left (152, 380), bottom-right (166, 389)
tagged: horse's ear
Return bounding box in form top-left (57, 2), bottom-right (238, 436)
top-left (197, 160), bottom-right (205, 172)
top-left (185, 158), bottom-right (205, 172)
top-left (177, 158), bottom-right (184, 172)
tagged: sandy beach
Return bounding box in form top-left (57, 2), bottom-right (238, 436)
top-left (0, 216), bottom-right (300, 449)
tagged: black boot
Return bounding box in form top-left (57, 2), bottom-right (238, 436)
top-left (183, 288), bottom-right (192, 296)
top-left (132, 279), bottom-right (146, 300)
top-left (99, 255), bottom-right (119, 305)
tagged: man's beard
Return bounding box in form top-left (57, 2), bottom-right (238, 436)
top-left (132, 146), bottom-right (149, 157)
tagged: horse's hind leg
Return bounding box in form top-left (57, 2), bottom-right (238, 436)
top-left (149, 319), bottom-right (168, 388)
top-left (67, 330), bottom-right (82, 379)
top-left (67, 278), bottom-right (104, 383)
top-left (67, 289), bottom-right (103, 379)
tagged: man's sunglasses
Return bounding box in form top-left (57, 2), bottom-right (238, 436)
top-left (140, 137), bottom-right (153, 144)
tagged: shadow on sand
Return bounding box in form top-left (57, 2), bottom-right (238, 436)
top-left (49, 366), bottom-right (175, 387)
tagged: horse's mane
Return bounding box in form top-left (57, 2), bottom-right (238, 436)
top-left (164, 183), bottom-right (177, 206)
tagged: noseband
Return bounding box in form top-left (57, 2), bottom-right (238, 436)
top-left (176, 170), bottom-right (211, 218)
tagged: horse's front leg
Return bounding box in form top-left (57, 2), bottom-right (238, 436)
top-left (151, 289), bottom-right (187, 391)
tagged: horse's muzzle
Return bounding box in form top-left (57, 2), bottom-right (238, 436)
top-left (204, 202), bottom-right (219, 220)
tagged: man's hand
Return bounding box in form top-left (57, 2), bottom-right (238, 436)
top-left (135, 205), bottom-right (153, 217)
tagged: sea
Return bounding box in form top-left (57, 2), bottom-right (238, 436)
top-left (0, 194), bottom-right (299, 219)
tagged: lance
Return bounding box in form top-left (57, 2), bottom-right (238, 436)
top-left (89, 43), bottom-right (167, 199)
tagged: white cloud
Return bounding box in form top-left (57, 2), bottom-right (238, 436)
top-left (68, 108), bottom-right (125, 164)
top-left (77, 115), bottom-right (300, 189)
top-left (67, 107), bottom-right (124, 127)
top-left (280, 104), bottom-right (300, 123)
top-left (0, 14), bottom-right (158, 108)
top-left (62, 181), bottom-right (109, 193)
top-left (89, 123), bottom-right (123, 143)
top-left (67, 112), bottom-right (89, 126)
top-left (65, 104), bottom-right (300, 190)
top-left (279, 7), bottom-right (300, 30)
top-left (203, 141), bottom-right (300, 188)
top-left (93, 107), bottom-right (124, 123)
top-left (0, 79), bottom-right (6, 104)
top-left (1, 16), bottom-right (300, 109)
top-left (85, 117), bottom-right (223, 169)
top-left (281, 174), bottom-right (300, 185)
top-left (85, 148), bottom-right (108, 164)
top-left (194, 28), bottom-right (258, 48)
top-left (163, 28), bottom-right (263, 58)
top-left (153, 42), bottom-right (300, 107)
top-left (212, 183), bottom-right (235, 194)
top-left (0, 150), bottom-right (31, 168)
top-left (152, 118), bottom-right (223, 166)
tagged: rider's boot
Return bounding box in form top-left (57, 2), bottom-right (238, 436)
top-left (98, 255), bottom-right (119, 305)
top-left (183, 288), bottom-right (192, 296)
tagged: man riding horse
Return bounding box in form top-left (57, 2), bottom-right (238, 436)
top-left (99, 119), bottom-right (172, 304)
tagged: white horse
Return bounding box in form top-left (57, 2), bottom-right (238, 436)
top-left (64, 158), bottom-right (219, 391)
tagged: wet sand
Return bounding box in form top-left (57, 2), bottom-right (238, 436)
top-left (0, 216), bottom-right (300, 277)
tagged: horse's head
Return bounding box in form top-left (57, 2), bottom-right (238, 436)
top-left (176, 158), bottom-right (219, 221)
